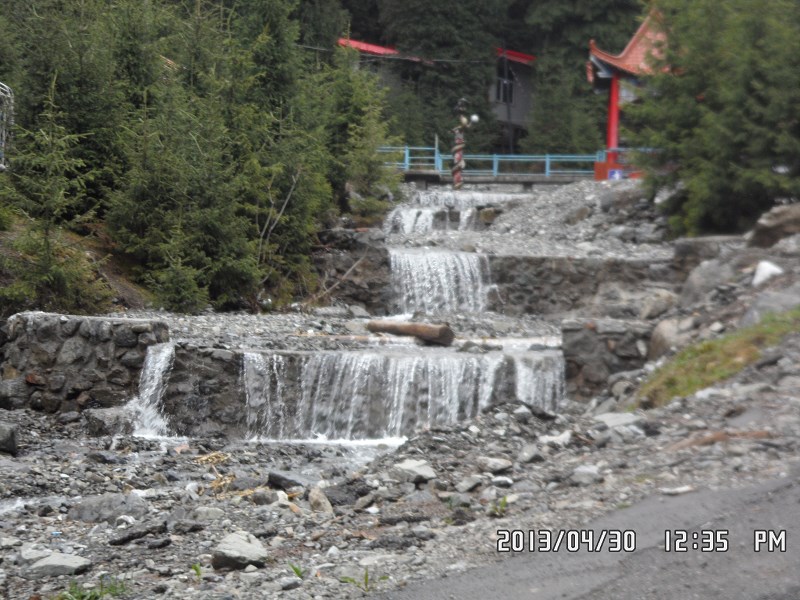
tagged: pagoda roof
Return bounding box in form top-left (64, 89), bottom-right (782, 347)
top-left (589, 13), bottom-right (664, 77)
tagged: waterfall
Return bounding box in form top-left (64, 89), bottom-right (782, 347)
top-left (242, 352), bottom-right (289, 439)
top-left (128, 342), bottom-right (176, 437)
top-left (414, 190), bottom-right (521, 210)
top-left (389, 249), bottom-right (490, 313)
top-left (383, 206), bottom-right (438, 235)
top-left (243, 350), bottom-right (506, 440)
top-left (513, 353), bottom-right (565, 415)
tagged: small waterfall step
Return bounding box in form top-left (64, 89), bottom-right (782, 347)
top-left (242, 348), bottom-right (563, 441)
top-left (384, 189), bottom-right (530, 234)
top-left (126, 342), bottom-right (176, 437)
top-left (389, 248), bottom-right (490, 314)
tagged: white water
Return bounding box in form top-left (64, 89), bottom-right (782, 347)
top-left (383, 206), bottom-right (438, 235)
top-left (243, 350), bottom-right (506, 440)
top-left (414, 190), bottom-right (521, 210)
top-left (389, 248), bottom-right (490, 313)
top-left (128, 342), bottom-right (176, 437)
top-left (513, 353), bottom-right (565, 414)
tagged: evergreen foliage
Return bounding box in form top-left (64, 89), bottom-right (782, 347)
top-left (627, 0), bottom-right (800, 233)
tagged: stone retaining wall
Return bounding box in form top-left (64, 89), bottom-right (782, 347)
top-left (0, 313), bottom-right (169, 413)
top-left (488, 256), bottom-right (680, 316)
top-left (561, 318), bottom-right (653, 399)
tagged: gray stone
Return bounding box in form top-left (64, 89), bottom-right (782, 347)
top-left (594, 412), bottom-right (642, 429)
top-left (748, 203), bottom-right (800, 248)
top-left (211, 531), bottom-right (269, 570)
top-left (491, 476), bottom-right (514, 488)
top-left (268, 470), bottom-right (312, 490)
top-left (84, 407), bottom-right (134, 436)
top-left (648, 318), bottom-right (691, 360)
top-left (391, 459), bottom-right (437, 483)
top-left (193, 506), bottom-right (225, 521)
top-left (25, 553), bottom-right (92, 579)
top-left (680, 259), bottom-right (735, 307)
top-left (740, 283), bottom-right (800, 327)
top-left (308, 487), bottom-right (334, 513)
top-left (455, 475), bottom-right (483, 493)
top-left (348, 305), bottom-right (371, 318)
top-left (19, 543), bottom-right (52, 565)
top-left (56, 337), bottom-right (89, 365)
top-left (571, 464), bottom-right (603, 486)
top-left (0, 423), bottom-right (18, 456)
top-left (68, 492), bottom-right (148, 523)
top-left (113, 327), bottom-right (138, 348)
top-left (251, 489), bottom-right (279, 506)
top-left (476, 456), bottom-right (513, 474)
top-left (639, 289), bottom-right (678, 320)
top-left (279, 576), bottom-right (302, 590)
top-left (517, 444), bottom-right (545, 464)
top-left (512, 405), bottom-right (533, 423)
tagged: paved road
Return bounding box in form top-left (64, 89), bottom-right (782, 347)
top-left (378, 466), bottom-right (800, 600)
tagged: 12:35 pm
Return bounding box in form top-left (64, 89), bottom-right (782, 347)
top-left (664, 529), bottom-right (729, 552)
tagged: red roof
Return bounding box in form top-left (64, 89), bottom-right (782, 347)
top-left (337, 38), bottom-right (398, 57)
top-left (589, 13), bottom-right (664, 76)
top-left (496, 48), bottom-right (536, 66)
top-left (338, 38), bottom-right (535, 66)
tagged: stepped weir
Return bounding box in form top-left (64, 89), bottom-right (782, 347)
top-left (112, 187), bottom-right (567, 441)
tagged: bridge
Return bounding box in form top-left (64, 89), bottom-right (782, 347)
top-left (379, 145), bottom-right (607, 185)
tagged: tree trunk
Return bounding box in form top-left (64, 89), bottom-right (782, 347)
top-left (366, 320), bottom-right (455, 346)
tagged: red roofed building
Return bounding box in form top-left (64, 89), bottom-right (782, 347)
top-left (588, 12), bottom-right (665, 179)
top-left (338, 38), bottom-right (536, 150)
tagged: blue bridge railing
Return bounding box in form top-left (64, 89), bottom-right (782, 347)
top-left (378, 146), bottom-right (602, 178)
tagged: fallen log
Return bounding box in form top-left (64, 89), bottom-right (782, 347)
top-left (366, 320), bottom-right (455, 346)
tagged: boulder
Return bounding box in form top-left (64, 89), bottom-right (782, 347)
top-left (211, 531), bottom-right (269, 570)
top-left (680, 259), bottom-right (734, 307)
top-left (476, 456), bottom-right (513, 474)
top-left (648, 318), bottom-right (692, 360)
top-left (639, 289), bottom-right (678, 320)
top-left (68, 492), bottom-right (149, 524)
top-left (0, 422), bottom-right (18, 456)
top-left (84, 407), bottom-right (134, 437)
top-left (748, 204), bottom-right (800, 248)
top-left (308, 487), bottom-right (334, 513)
top-left (25, 553), bottom-right (92, 579)
top-left (752, 261), bottom-right (784, 287)
top-left (391, 459), bottom-right (437, 483)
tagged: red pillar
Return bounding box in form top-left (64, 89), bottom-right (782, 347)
top-left (607, 72), bottom-right (620, 164)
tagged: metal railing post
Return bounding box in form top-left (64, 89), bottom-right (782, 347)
top-left (545, 155), bottom-right (551, 177)
top-left (492, 155), bottom-right (500, 177)
top-left (404, 146), bottom-right (410, 171)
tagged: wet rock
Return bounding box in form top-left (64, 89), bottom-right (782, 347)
top-left (68, 492), bottom-right (149, 523)
top-left (25, 553), bottom-right (92, 579)
top-left (83, 407), bottom-right (134, 436)
top-left (211, 531), bottom-right (269, 570)
top-left (109, 520), bottom-right (167, 546)
top-left (0, 422), bottom-right (18, 456)
top-left (268, 470), bottom-right (311, 491)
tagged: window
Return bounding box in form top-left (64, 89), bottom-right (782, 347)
top-left (495, 60), bottom-right (515, 104)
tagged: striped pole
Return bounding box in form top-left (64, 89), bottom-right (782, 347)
top-left (452, 98), bottom-right (470, 190)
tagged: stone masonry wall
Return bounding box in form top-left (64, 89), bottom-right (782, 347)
top-left (488, 256), bottom-right (680, 316)
top-left (0, 313), bottom-right (169, 413)
top-left (562, 318), bottom-right (653, 399)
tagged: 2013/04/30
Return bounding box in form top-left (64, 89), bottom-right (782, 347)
top-left (496, 529), bottom-right (636, 553)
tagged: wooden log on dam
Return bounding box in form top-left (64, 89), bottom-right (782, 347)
top-left (366, 320), bottom-right (455, 346)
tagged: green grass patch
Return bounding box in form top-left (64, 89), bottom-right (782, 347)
top-left (638, 307), bottom-right (800, 407)
top-left (52, 578), bottom-right (127, 600)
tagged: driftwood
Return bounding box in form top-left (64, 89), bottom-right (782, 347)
top-left (366, 320), bottom-right (455, 346)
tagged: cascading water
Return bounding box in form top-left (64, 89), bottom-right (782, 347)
top-left (127, 342), bottom-right (176, 437)
top-left (513, 353), bottom-right (565, 415)
top-left (389, 248), bottom-right (490, 313)
top-left (243, 350), bottom-right (506, 440)
top-left (414, 190), bottom-right (521, 210)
